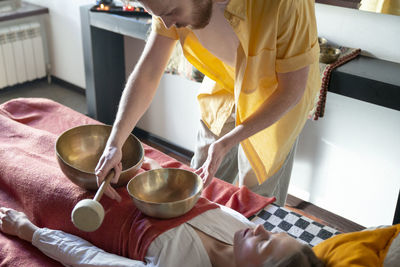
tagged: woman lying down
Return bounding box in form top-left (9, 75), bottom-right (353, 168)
top-left (0, 205), bottom-right (322, 267)
top-left (1, 206), bottom-right (399, 267)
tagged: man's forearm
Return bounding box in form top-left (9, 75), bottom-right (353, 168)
top-left (106, 32), bottom-right (177, 149)
top-left (109, 66), bottom-right (161, 148)
top-left (217, 66), bottom-right (310, 152)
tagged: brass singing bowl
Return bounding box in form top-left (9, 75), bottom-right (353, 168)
top-left (318, 37), bottom-right (328, 48)
top-left (56, 124), bottom-right (144, 190)
top-left (320, 46), bottom-right (341, 64)
top-left (127, 168), bottom-right (203, 219)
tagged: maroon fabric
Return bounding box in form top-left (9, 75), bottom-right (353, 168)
top-left (129, 197), bottom-right (218, 260)
top-left (0, 98), bottom-right (275, 266)
top-left (202, 178), bottom-right (276, 218)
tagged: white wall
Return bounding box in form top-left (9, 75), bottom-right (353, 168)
top-left (136, 74), bottom-right (200, 151)
top-left (124, 36), bottom-right (200, 151)
top-left (297, 4), bottom-right (400, 227)
top-left (289, 93), bottom-right (400, 227)
top-left (315, 3), bottom-right (400, 63)
top-left (24, 0), bottom-right (93, 88)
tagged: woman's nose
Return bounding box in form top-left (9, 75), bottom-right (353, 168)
top-left (254, 224), bottom-right (270, 237)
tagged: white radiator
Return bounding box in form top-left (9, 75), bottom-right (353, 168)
top-left (0, 22), bottom-right (46, 89)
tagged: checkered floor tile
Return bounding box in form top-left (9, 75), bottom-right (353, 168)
top-left (248, 204), bottom-right (341, 247)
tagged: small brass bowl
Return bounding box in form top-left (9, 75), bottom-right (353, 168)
top-left (56, 124), bottom-right (144, 190)
top-left (127, 168), bottom-right (203, 219)
top-left (319, 46), bottom-right (341, 64)
top-left (318, 37), bottom-right (328, 48)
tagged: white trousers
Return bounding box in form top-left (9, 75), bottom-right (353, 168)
top-left (191, 114), bottom-right (297, 206)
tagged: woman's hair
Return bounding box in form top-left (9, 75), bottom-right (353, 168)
top-left (262, 244), bottom-right (325, 267)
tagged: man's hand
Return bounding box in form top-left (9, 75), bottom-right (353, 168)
top-left (195, 141), bottom-right (230, 187)
top-left (142, 156), bottom-right (162, 170)
top-left (95, 145), bottom-right (123, 202)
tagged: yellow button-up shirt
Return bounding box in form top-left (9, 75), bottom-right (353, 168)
top-left (152, 0), bottom-right (321, 184)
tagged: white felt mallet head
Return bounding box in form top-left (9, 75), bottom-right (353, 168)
top-left (71, 170), bottom-right (114, 232)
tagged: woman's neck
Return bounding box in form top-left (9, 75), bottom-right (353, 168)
top-left (192, 227), bottom-right (236, 267)
top-left (209, 241), bottom-right (236, 267)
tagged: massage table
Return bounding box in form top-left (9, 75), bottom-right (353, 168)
top-left (0, 98), bottom-right (339, 266)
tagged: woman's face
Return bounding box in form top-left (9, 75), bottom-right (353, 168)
top-left (234, 224), bottom-right (303, 267)
top-left (138, 0), bottom-right (213, 29)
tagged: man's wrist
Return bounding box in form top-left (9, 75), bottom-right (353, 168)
top-left (107, 138), bottom-right (123, 149)
top-left (218, 124), bottom-right (246, 152)
top-left (217, 133), bottom-right (239, 154)
top-left (107, 123), bottom-right (128, 149)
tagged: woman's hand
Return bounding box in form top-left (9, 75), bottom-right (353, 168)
top-left (195, 140), bottom-right (230, 188)
top-left (0, 207), bottom-right (38, 242)
top-left (95, 145), bottom-right (123, 202)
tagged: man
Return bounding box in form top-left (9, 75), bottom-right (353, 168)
top-left (95, 0), bottom-right (321, 206)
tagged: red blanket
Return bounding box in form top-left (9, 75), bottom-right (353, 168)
top-left (0, 98), bottom-right (274, 266)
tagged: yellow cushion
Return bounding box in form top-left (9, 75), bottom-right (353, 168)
top-left (313, 225), bottom-right (400, 267)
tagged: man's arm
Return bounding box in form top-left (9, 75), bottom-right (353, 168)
top-left (197, 66), bottom-right (310, 186)
top-left (95, 32), bottom-right (177, 199)
top-left (222, 66), bottom-right (310, 145)
top-left (109, 32), bottom-right (177, 149)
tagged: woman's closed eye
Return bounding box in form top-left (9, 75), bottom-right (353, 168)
top-left (258, 239), bottom-right (272, 253)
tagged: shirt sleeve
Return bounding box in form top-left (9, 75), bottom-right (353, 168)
top-left (151, 16), bottom-right (179, 40)
top-left (32, 228), bottom-right (147, 267)
top-left (275, 0), bottom-right (319, 73)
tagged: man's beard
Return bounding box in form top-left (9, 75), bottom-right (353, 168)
top-left (188, 0), bottom-right (213, 29)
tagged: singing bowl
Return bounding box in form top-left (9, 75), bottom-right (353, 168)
top-left (56, 124), bottom-right (144, 190)
top-left (127, 168), bottom-right (203, 219)
top-left (319, 46), bottom-right (341, 64)
top-left (318, 37), bottom-right (328, 48)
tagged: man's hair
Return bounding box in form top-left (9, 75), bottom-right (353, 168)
top-left (262, 244), bottom-right (325, 267)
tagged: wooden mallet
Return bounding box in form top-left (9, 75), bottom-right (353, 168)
top-left (71, 170), bottom-right (115, 232)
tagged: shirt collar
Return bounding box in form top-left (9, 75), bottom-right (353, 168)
top-left (224, 0), bottom-right (246, 20)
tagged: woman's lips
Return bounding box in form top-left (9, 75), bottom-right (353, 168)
top-left (243, 228), bottom-right (250, 237)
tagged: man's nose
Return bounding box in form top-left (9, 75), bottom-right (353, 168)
top-left (161, 16), bottom-right (175, 29)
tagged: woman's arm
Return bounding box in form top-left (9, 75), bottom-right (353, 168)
top-left (32, 228), bottom-right (147, 267)
top-left (0, 207), bottom-right (147, 267)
